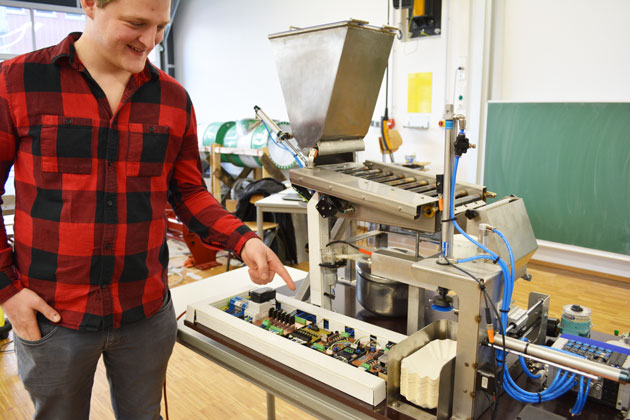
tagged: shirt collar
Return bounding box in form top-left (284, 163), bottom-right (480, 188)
top-left (51, 32), bottom-right (159, 83)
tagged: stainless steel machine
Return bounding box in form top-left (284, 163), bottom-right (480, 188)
top-left (190, 18), bottom-right (630, 420)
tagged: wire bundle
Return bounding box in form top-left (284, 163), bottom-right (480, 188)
top-left (448, 154), bottom-right (590, 415)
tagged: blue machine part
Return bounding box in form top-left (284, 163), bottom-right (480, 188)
top-left (228, 296), bottom-right (248, 317)
top-left (550, 334), bottom-right (630, 411)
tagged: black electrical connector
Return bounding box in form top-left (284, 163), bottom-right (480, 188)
top-left (454, 132), bottom-right (472, 157)
top-left (465, 209), bottom-right (479, 220)
top-left (250, 287), bottom-right (276, 303)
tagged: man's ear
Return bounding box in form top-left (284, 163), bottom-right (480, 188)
top-left (81, 0), bottom-right (98, 20)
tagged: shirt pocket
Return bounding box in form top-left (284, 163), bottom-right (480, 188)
top-left (39, 115), bottom-right (93, 174)
top-left (126, 123), bottom-right (170, 177)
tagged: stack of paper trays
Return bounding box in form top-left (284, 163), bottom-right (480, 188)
top-left (400, 339), bottom-right (457, 408)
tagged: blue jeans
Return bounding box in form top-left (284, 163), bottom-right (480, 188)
top-left (15, 293), bottom-right (178, 420)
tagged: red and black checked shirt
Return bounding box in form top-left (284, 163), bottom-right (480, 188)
top-left (0, 33), bottom-right (257, 330)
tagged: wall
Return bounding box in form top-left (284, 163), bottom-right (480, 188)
top-left (492, 0), bottom-right (630, 102)
top-left (173, 0), bottom-right (478, 181)
top-left (173, 0), bottom-right (387, 124)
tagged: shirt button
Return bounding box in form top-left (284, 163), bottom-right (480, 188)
top-left (107, 200), bottom-right (113, 206)
top-left (101, 284), bottom-right (107, 289)
top-left (104, 243), bottom-right (111, 250)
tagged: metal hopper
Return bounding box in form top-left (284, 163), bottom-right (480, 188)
top-left (268, 19), bottom-right (397, 150)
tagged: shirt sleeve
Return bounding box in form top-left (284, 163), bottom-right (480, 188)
top-left (0, 64), bottom-right (23, 304)
top-left (167, 94), bottom-right (258, 257)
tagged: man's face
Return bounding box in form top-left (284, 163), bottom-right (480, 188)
top-left (87, 0), bottom-right (170, 75)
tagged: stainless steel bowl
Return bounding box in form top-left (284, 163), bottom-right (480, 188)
top-left (356, 258), bottom-right (408, 317)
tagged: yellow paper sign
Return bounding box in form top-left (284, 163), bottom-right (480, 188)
top-left (408, 72), bottom-right (432, 113)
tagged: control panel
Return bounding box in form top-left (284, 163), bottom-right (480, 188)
top-left (550, 334), bottom-right (630, 411)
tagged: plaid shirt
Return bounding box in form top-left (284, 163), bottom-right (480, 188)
top-left (0, 33), bottom-right (256, 330)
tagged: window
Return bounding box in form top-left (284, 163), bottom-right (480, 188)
top-left (0, 7), bottom-right (35, 55)
top-left (0, 5), bottom-right (161, 68)
top-left (33, 9), bottom-right (84, 49)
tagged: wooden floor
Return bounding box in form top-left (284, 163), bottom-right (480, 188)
top-left (1, 261), bottom-right (628, 420)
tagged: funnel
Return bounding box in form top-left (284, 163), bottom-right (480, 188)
top-left (269, 19), bottom-right (396, 150)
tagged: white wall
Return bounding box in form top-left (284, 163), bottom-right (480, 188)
top-left (174, 0), bottom-right (387, 124)
top-left (494, 0), bottom-right (630, 102)
top-left (173, 0), bottom-right (478, 180)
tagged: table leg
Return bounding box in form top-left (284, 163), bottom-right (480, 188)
top-left (257, 206), bottom-right (264, 238)
top-left (266, 392), bottom-right (276, 420)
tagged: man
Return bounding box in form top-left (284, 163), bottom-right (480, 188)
top-left (0, 0), bottom-right (295, 418)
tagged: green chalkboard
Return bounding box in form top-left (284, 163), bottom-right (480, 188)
top-left (484, 102), bottom-right (630, 255)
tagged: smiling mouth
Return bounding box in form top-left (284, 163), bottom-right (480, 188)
top-left (128, 45), bottom-right (145, 54)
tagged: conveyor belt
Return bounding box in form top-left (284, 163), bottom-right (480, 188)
top-left (289, 161), bottom-right (487, 231)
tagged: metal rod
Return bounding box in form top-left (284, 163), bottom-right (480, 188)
top-left (386, 177), bottom-right (417, 186)
top-left (409, 184), bottom-right (436, 193)
top-left (400, 180), bottom-right (429, 190)
top-left (352, 169), bottom-right (382, 178)
top-left (415, 232), bottom-right (420, 259)
top-left (454, 189), bottom-right (469, 198)
top-left (453, 193), bottom-right (482, 207)
top-left (340, 166), bottom-right (368, 174)
top-left (439, 104), bottom-right (455, 263)
top-left (365, 171), bottom-right (395, 181)
top-left (254, 105), bottom-right (306, 164)
top-left (495, 334), bottom-right (630, 383)
top-left (486, 343), bottom-right (599, 381)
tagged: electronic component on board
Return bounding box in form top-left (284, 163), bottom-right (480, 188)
top-left (250, 287), bottom-right (276, 303)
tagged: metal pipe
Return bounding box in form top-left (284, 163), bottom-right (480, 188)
top-left (340, 166), bottom-right (368, 174)
top-left (453, 193), bottom-right (482, 207)
top-left (352, 169), bottom-right (382, 178)
top-left (439, 104), bottom-right (455, 263)
top-left (454, 189), bottom-right (468, 199)
top-left (409, 184), bottom-right (436, 194)
top-left (386, 177), bottom-right (417, 187)
top-left (365, 171), bottom-right (395, 181)
top-left (254, 105), bottom-right (307, 164)
top-left (495, 334), bottom-right (630, 383)
top-left (487, 344), bottom-right (598, 381)
top-left (400, 180), bottom-right (429, 190)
